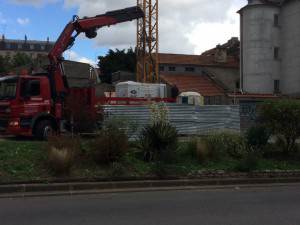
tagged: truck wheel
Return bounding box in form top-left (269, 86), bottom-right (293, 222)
top-left (34, 120), bottom-right (54, 140)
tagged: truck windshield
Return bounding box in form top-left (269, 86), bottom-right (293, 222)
top-left (0, 77), bottom-right (18, 100)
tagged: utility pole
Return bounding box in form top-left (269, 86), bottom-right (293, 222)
top-left (136, 0), bottom-right (159, 83)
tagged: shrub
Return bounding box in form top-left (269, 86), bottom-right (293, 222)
top-left (235, 153), bottom-right (259, 172)
top-left (139, 122), bottom-right (178, 163)
top-left (176, 138), bottom-right (198, 160)
top-left (46, 136), bottom-right (79, 175)
top-left (109, 162), bottom-right (126, 177)
top-left (260, 100), bottom-right (300, 154)
top-left (245, 125), bottom-right (270, 153)
top-left (89, 119), bottom-right (128, 165)
top-left (201, 132), bottom-right (246, 161)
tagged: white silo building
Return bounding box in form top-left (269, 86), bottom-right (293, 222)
top-left (239, 0), bottom-right (300, 96)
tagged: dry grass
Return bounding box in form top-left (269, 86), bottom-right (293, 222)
top-left (46, 136), bottom-right (80, 175)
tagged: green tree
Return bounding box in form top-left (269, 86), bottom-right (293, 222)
top-left (11, 52), bottom-right (33, 68)
top-left (260, 100), bottom-right (300, 154)
top-left (98, 48), bottom-right (136, 83)
top-left (0, 55), bottom-right (12, 75)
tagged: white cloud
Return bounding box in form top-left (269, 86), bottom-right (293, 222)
top-left (10, 0), bottom-right (59, 7)
top-left (17, 18), bottom-right (30, 25)
top-left (64, 50), bottom-right (97, 67)
top-left (64, 0), bottom-right (247, 54)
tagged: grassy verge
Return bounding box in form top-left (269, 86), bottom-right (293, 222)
top-left (1, 140), bottom-right (300, 183)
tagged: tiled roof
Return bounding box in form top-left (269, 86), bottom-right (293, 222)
top-left (161, 74), bottom-right (225, 96)
top-left (158, 53), bottom-right (239, 68)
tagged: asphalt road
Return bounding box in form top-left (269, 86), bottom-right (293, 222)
top-left (1, 185), bottom-right (300, 225)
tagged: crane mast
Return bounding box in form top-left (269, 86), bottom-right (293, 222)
top-left (136, 0), bottom-right (159, 83)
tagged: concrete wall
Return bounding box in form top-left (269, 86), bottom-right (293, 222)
top-left (203, 67), bottom-right (240, 92)
top-left (241, 3), bottom-right (281, 94)
top-left (159, 64), bottom-right (203, 75)
top-left (280, 0), bottom-right (300, 96)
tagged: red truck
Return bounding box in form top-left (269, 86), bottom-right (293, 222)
top-left (0, 6), bottom-right (144, 139)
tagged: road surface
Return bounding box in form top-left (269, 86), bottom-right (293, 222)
top-left (1, 184), bottom-right (300, 225)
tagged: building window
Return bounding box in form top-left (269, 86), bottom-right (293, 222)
top-left (274, 80), bottom-right (280, 93)
top-left (274, 14), bottom-right (279, 27)
top-left (274, 47), bottom-right (280, 60)
top-left (168, 66), bottom-right (176, 72)
top-left (18, 44), bottom-right (22, 49)
top-left (159, 66), bottom-right (164, 71)
top-left (235, 81), bottom-right (240, 89)
top-left (41, 45), bottom-right (45, 51)
top-left (185, 67), bottom-right (195, 72)
top-left (30, 44), bottom-right (34, 50)
top-left (5, 43), bottom-right (11, 49)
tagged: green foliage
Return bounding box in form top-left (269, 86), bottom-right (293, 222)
top-left (201, 132), bottom-right (246, 161)
top-left (11, 52), bottom-right (33, 68)
top-left (260, 100), bottom-right (300, 154)
top-left (245, 125), bottom-right (270, 153)
top-left (0, 53), bottom-right (35, 75)
top-left (0, 55), bottom-right (12, 75)
top-left (89, 119), bottom-right (129, 165)
top-left (46, 136), bottom-right (80, 175)
top-left (139, 121), bottom-right (178, 163)
top-left (0, 141), bottom-right (47, 182)
top-left (98, 48), bottom-right (136, 83)
top-left (176, 138), bottom-right (198, 160)
top-left (235, 153), bottom-right (259, 172)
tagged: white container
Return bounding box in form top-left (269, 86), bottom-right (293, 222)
top-left (116, 81), bottom-right (166, 98)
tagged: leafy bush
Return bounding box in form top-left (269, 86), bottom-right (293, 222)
top-left (201, 132), bottom-right (246, 161)
top-left (109, 162), bottom-right (127, 177)
top-left (235, 153), bottom-right (259, 172)
top-left (245, 125), bottom-right (270, 153)
top-left (260, 100), bottom-right (300, 154)
top-left (139, 122), bottom-right (178, 163)
top-left (46, 136), bottom-right (79, 175)
top-left (176, 138), bottom-right (198, 160)
top-left (89, 119), bottom-right (128, 165)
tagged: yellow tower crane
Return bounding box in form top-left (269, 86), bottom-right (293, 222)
top-left (136, 0), bottom-right (159, 83)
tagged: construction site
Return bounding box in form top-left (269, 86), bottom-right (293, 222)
top-left (1, 1), bottom-right (300, 218)
top-left (0, 0), bottom-right (245, 139)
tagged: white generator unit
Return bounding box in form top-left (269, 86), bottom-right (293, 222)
top-left (116, 81), bottom-right (166, 98)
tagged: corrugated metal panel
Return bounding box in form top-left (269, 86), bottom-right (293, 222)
top-left (103, 104), bottom-right (240, 137)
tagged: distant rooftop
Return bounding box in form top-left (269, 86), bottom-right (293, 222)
top-left (0, 35), bottom-right (55, 52)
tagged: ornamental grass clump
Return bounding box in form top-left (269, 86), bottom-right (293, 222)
top-left (47, 135), bottom-right (80, 175)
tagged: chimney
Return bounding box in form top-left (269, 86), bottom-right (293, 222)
top-left (214, 44), bottom-right (227, 63)
top-left (47, 37), bottom-right (49, 43)
top-left (25, 35), bottom-right (27, 43)
top-left (1, 34), bottom-right (5, 41)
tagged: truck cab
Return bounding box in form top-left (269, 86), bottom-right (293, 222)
top-left (0, 75), bottom-right (57, 138)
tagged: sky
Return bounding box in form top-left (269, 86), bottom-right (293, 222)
top-left (0, 0), bottom-right (247, 65)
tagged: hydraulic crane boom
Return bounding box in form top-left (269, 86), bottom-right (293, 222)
top-left (48, 6), bottom-right (144, 99)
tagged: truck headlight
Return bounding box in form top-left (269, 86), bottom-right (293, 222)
top-left (9, 121), bottom-right (19, 127)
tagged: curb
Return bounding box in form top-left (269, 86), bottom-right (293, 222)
top-left (1, 177), bottom-right (300, 198)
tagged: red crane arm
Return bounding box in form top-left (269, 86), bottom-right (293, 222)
top-left (47, 6), bottom-right (144, 98)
